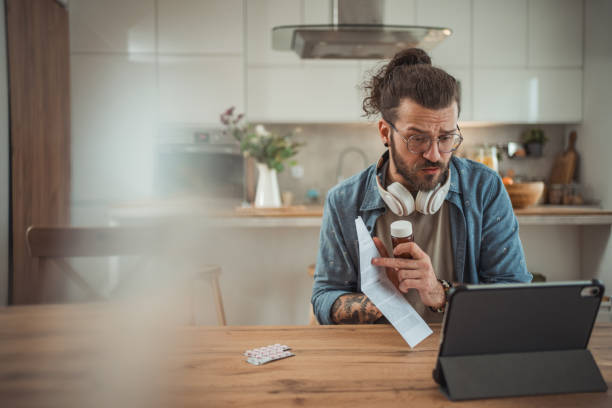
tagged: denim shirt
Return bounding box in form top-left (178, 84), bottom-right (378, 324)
top-left (311, 155), bottom-right (532, 325)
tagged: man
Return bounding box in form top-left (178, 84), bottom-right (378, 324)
top-left (311, 48), bottom-right (532, 325)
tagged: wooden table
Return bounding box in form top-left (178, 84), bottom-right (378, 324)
top-left (1, 304), bottom-right (611, 407)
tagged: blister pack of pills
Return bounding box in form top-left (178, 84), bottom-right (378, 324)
top-left (244, 344), bottom-right (295, 366)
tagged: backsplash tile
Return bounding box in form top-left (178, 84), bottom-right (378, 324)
top-left (264, 122), bottom-right (572, 205)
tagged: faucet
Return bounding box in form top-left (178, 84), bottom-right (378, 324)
top-left (336, 147), bottom-right (369, 184)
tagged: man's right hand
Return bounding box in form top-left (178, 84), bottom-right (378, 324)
top-left (373, 237), bottom-right (400, 289)
top-left (330, 293), bottom-right (383, 324)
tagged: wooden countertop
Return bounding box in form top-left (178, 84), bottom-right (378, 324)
top-left (222, 205), bottom-right (612, 227)
top-left (228, 205), bottom-right (612, 217)
top-left (1, 303), bottom-right (611, 407)
top-left (108, 200), bottom-right (612, 227)
top-left (230, 205), bottom-right (323, 217)
top-left (514, 205), bottom-right (612, 216)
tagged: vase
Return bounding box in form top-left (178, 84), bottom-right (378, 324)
top-left (254, 162), bottom-right (281, 208)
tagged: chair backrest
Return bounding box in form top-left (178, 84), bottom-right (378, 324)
top-left (26, 225), bottom-right (166, 258)
top-left (26, 225), bottom-right (170, 301)
top-left (26, 225), bottom-right (227, 325)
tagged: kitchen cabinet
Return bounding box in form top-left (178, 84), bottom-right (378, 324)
top-left (473, 0), bottom-right (528, 68)
top-left (157, 0), bottom-right (243, 54)
top-left (69, 0), bottom-right (588, 126)
top-left (416, 0), bottom-right (471, 67)
top-left (246, 0), bottom-right (301, 66)
top-left (473, 68), bottom-right (582, 123)
top-left (471, 0), bottom-right (584, 122)
top-left (69, 0), bottom-right (155, 53)
top-left (528, 0), bottom-right (583, 67)
top-left (384, 0), bottom-right (416, 25)
top-left (155, 0), bottom-right (245, 125)
top-left (303, 0), bottom-right (330, 24)
top-left (71, 55), bottom-right (157, 202)
top-left (248, 0), bottom-right (362, 122)
top-left (246, 0), bottom-right (584, 123)
top-left (446, 67), bottom-right (472, 122)
top-left (158, 55), bottom-right (244, 125)
top-left (247, 64), bottom-right (362, 123)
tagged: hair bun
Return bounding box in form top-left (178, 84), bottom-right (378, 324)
top-left (388, 48), bottom-right (431, 70)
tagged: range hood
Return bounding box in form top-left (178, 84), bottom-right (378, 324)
top-left (272, 0), bottom-right (451, 59)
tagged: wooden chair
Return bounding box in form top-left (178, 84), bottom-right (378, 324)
top-left (307, 264), bottom-right (319, 325)
top-left (26, 225), bottom-right (226, 325)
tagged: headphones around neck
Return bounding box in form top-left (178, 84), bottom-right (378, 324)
top-left (375, 153), bottom-right (451, 216)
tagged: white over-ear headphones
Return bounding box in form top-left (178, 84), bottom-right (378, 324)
top-left (375, 154), bottom-right (451, 216)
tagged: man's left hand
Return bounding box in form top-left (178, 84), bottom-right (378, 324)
top-left (372, 239), bottom-right (445, 309)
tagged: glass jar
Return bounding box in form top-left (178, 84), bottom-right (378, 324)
top-left (472, 145), bottom-right (499, 172)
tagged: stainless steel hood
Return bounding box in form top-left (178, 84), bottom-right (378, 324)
top-left (272, 0), bottom-right (451, 59)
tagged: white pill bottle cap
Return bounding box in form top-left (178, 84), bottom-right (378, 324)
top-left (390, 220), bottom-right (413, 238)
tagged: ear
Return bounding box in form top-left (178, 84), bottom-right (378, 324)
top-left (378, 119), bottom-right (391, 148)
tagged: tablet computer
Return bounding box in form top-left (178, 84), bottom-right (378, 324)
top-left (433, 280), bottom-right (607, 400)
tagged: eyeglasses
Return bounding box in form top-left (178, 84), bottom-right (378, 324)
top-left (384, 119), bottom-right (463, 154)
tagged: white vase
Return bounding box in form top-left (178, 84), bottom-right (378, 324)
top-left (254, 162), bottom-right (282, 208)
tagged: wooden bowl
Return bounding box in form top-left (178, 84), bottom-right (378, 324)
top-left (504, 181), bottom-right (544, 209)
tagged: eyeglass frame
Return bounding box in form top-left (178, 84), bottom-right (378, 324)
top-left (383, 118), bottom-right (464, 155)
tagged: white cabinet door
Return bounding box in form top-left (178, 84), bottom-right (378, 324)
top-left (158, 0), bottom-right (243, 54)
top-left (303, 0), bottom-right (330, 24)
top-left (71, 55), bottom-right (157, 201)
top-left (473, 69), bottom-right (582, 123)
top-left (158, 56), bottom-right (244, 125)
top-left (247, 0), bottom-right (302, 65)
top-left (445, 67), bottom-right (472, 122)
top-left (384, 0), bottom-right (416, 25)
top-left (247, 65), bottom-right (362, 122)
top-left (416, 0), bottom-right (471, 67)
top-left (69, 0), bottom-right (155, 53)
top-left (473, 0), bottom-right (528, 67)
top-left (528, 0), bottom-right (583, 67)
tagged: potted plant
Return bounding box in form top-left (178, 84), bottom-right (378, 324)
top-left (521, 128), bottom-right (548, 157)
top-left (220, 107), bottom-right (303, 208)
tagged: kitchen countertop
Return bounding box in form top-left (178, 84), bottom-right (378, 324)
top-left (108, 201), bottom-right (612, 228)
top-left (218, 205), bottom-right (612, 227)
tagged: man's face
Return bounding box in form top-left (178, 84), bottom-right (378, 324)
top-left (379, 99), bottom-right (459, 192)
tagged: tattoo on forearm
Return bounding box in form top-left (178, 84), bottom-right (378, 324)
top-left (330, 293), bottom-right (382, 324)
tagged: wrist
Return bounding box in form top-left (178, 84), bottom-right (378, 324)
top-left (429, 279), bottom-right (451, 313)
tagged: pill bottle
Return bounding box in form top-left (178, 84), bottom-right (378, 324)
top-left (390, 220), bottom-right (414, 258)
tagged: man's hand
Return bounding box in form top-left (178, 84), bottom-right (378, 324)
top-left (372, 238), bottom-right (445, 309)
top-left (330, 293), bottom-right (383, 324)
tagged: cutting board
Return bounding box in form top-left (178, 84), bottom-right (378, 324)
top-left (549, 131), bottom-right (578, 184)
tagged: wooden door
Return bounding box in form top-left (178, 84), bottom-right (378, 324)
top-left (6, 0), bottom-right (71, 303)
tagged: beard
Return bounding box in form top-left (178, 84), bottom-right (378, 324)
top-left (389, 132), bottom-right (449, 191)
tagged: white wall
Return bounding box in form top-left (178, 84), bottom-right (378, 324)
top-left (578, 0), bottom-right (612, 294)
top-left (0, 1), bottom-right (9, 305)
